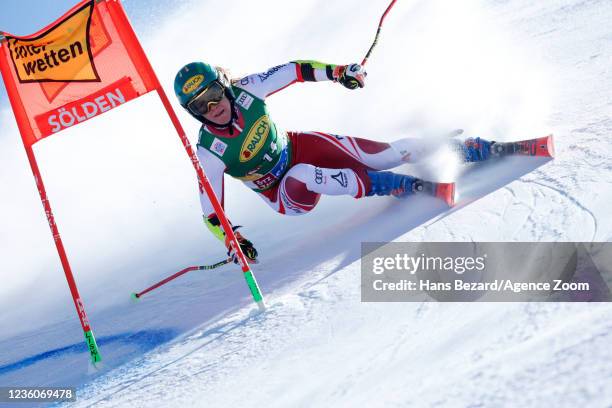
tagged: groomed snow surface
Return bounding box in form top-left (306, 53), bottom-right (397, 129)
top-left (0, 0), bottom-right (611, 407)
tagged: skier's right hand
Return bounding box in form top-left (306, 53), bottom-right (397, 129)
top-left (225, 230), bottom-right (258, 264)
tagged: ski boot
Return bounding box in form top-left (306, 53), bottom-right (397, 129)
top-left (366, 170), bottom-right (456, 205)
top-left (366, 170), bottom-right (417, 198)
top-left (461, 137), bottom-right (496, 162)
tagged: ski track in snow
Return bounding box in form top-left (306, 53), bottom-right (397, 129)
top-left (71, 269), bottom-right (612, 408)
top-left (0, 0), bottom-right (611, 407)
top-left (521, 176), bottom-right (599, 241)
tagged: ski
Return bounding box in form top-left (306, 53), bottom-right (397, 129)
top-left (491, 134), bottom-right (555, 158)
top-left (415, 179), bottom-right (456, 207)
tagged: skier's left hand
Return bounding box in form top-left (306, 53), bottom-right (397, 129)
top-left (336, 63), bottom-right (367, 90)
top-left (225, 230), bottom-right (258, 264)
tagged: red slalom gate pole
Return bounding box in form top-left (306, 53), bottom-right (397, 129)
top-left (155, 90), bottom-right (266, 311)
top-left (0, 37), bottom-right (102, 366)
top-left (361, 0), bottom-right (399, 67)
top-left (24, 147), bottom-right (103, 366)
top-left (106, 1), bottom-right (266, 311)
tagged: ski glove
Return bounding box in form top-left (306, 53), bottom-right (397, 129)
top-left (204, 214), bottom-right (258, 264)
top-left (225, 230), bottom-right (258, 264)
top-left (335, 63), bottom-right (367, 90)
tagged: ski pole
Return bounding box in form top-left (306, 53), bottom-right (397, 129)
top-left (131, 258), bottom-right (232, 299)
top-left (361, 0), bottom-right (399, 67)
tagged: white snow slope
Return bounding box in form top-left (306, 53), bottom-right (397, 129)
top-left (0, 0), bottom-right (611, 407)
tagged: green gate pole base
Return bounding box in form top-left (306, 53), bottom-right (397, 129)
top-left (84, 330), bottom-right (102, 367)
top-left (243, 269), bottom-right (265, 304)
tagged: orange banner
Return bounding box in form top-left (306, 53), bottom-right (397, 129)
top-left (8, 2), bottom-right (99, 83)
top-left (0, 0), bottom-right (159, 146)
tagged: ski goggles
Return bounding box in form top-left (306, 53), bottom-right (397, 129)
top-left (186, 80), bottom-right (225, 116)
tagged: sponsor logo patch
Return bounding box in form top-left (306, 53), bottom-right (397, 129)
top-left (315, 167), bottom-right (324, 184)
top-left (269, 147), bottom-right (289, 178)
top-left (182, 74), bottom-right (205, 94)
top-left (236, 91), bottom-right (254, 110)
top-left (254, 174), bottom-right (278, 190)
top-left (210, 137), bottom-right (228, 157)
top-left (331, 171), bottom-right (348, 188)
top-left (240, 115), bottom-right (270, 162)
top-left (257, 64), bottom-right (286, 82)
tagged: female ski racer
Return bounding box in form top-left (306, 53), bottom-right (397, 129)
top-left (174, 61), bottom-right (492, 263)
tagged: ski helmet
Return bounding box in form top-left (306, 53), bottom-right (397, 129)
top-left (174, 62), bottom-right (218, 107)
top-left (174, 62), bottom-right (236, 125)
